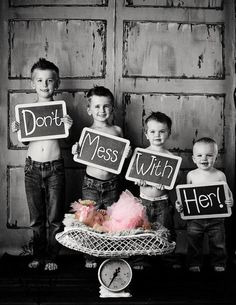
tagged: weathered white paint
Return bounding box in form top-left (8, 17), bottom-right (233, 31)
top-left (9, 20), bottom-right (106, 78)
top-left (123, 22), bottom-right (223, 78)
top-left (123, 93), bottom-right (224, 152)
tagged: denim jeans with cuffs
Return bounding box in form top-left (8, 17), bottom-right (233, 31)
top-left (24, 156), bottom-right (65, 262)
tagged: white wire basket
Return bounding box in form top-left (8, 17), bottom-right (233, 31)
top-left (56, 218), bottom-right (176, 257)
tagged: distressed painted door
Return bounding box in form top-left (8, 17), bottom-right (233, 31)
top-left (0, 0), bottom-right (235, 255)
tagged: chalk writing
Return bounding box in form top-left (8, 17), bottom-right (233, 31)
top-left (126, 148), bottom-right (182, 190)
top-left (135, 152), bottom-right (174, 178)
top-left (176, 182), bottom-right (232, 219)
top-left (22, 109), bottom-right (62, 136)
top-left (79, 132), bottom-right (118, 163)
top-left (183, 187), bottom-right (223, 214)
top-left (15, 101), bottom-right (68, 142)
top-left (74, 128), bottom-right (130, 174)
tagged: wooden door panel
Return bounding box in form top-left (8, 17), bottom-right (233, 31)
top-left (10, 0), bottom-right (108, 6)
top-left (123, 22), bottom-right (223, 78)
top-left (123, 93), bottom-right (224, 150)
top-left (7, 167), bottom-right (30, 228)
top-left (9, 19), bottom-right (106, 78)
top-left (124, 0), bottom-right (222, 9)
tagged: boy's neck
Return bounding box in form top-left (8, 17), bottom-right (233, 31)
top-left (91, 120), bottom-right (109, 128)
top-left (197, 167), bottom-right (216, 173)
top-left (36, 96), bottom-right (54, 103)
top-left (148, 144), bottom-right (167, 153)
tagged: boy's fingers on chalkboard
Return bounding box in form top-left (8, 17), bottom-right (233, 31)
top-left (175, 201), bottom-right (183, 212)
top-left (72, 142), bottom-right (81, 155)
top-left (61, 115), bottom-right (73, 128)
top-left (140, 180), bottom-right (146, 186)
top-left (71, 142), bottom-right (79, 155)
top-left (157, 184), bottom-right (165, 190)
top-left (134, 179), bottom-right (145, 186)
top-left (11, 121), bottom-right (19, 132)
top-left (225, 199), bottom-right (234, 207)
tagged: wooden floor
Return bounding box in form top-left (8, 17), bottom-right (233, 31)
top-left (0, 253), bottom-right (236, 305)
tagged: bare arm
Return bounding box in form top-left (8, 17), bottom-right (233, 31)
top-left (186, 171), bottom-right (193, 184)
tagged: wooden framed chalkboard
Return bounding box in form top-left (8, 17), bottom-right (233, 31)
top-left (176, 182), bottom-right (232, 219)
top-left (125, 148), bottom-right (182, 190)
top-left (73, 127), bottom-right (130, 174)
top-left (15, 101), bottom-right (68, 142)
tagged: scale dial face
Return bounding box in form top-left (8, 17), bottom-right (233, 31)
top-left (98, 258), bottom-right (132, 292)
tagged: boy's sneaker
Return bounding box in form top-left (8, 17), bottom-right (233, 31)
top-left (214, 266), bottom-right (225, 272)
top-left (189, 266), bottom-right (200, 272)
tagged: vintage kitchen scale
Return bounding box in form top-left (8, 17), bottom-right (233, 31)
top-left (98, 258), bottom-right (133, 297)
top-left (56, 218), bottom-right (175, 298)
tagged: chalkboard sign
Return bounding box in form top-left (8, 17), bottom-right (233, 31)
top-left (125, 148), bottom-right (182, 190)
top-left (15, 101), bottom-right (68, 142)
top-left (176, 182), bottom-right (232, 219)
top-left (73, 127), bottom-right (130, 174)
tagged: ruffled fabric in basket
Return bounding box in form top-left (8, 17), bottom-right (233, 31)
top-left (102, 190), bottom-right (150, 232)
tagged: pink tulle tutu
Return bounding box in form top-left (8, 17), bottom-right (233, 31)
top-left (102, 190), bottom-right (150, 232)
top-left (70, 191), bottom-right (150, 232)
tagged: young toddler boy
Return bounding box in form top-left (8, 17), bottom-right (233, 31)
top-left (138, 111), bottom-right (174, 233)
top-left (12, 58), bottom-right (73, 271)
top-left (175, 137), bottom-right (233, 272)
top-left (72, 86), bottom-right (129, 268)
top-left (132, 111), bottom-right (180, 270)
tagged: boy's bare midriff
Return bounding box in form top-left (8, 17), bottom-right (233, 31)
top-left (27, 140), bottom-right (61, 162)
top-left (140, 184), bottom-right (168, 199)
top-left (86, 165), bottom-right (116, 180)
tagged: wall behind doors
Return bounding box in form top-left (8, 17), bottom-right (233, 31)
top-left (0, 0), bottom-right (235, 256)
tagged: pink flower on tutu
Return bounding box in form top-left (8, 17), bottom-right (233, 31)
top-left (71, 200), bottom-right (96, 223)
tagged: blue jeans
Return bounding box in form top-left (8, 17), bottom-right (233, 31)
top-left (82, 174), bottom-right (120, 264)
top-left (82, 174), bottom-right (120, 209)
top-left (187, 218), bottom-right (227, 268)
top-left (24, 157), bottom-right (65, 261)
top-left (136, 197), bottom-right (177, 267)
top-left (140, 197), bottom-right (174, 239)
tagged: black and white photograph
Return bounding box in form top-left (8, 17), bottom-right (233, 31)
top-left (0, 1), bottom-right (235, 304)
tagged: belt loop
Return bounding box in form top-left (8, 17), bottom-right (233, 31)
top-left (26, 156), bottom-right (32, 167)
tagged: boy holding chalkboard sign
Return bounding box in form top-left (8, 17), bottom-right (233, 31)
top-left (175, 138), bottom-right (233, 272)
top-left (131, 112), bottom-right (180, 270)
top-left (137, 112), bottom-right (175, 233)
top-left (11, 58), bottom-right (73, 271)
top-left (72, 86), bottom-right (130, 268)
